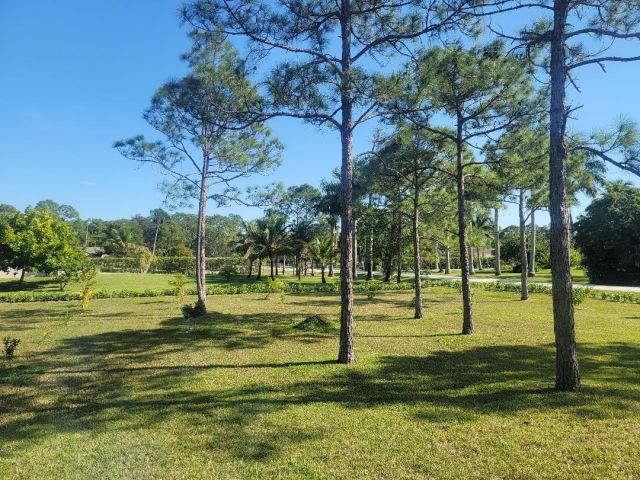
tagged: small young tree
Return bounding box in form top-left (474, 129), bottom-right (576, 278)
top-left (115, 33), bottom-right (282, 313)
top-left (372, 127), bottom-right (449, 318)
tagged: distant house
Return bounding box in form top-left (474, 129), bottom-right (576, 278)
top-left (86, 246), bottom-right (106, 257)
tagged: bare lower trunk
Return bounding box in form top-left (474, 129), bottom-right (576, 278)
top-left (550, 0), bottom-right (580, 391)
top-left (257, 257), bottom-right (262, 280)
top-left (152, 221), bottom-right (160, 257)
top-left (338, 5), bottom-right (355, 364)
top-left (529, 208), bottom-right (537, 276)
top-left (412, 195), bottom-right (423, 319)
top-left (195, 168), bottom-right (208, 312)
top-left (247, 259), bottom-right (253, 278)
top-left (329, 222), bottom-right (335, 277)
top-left (321, 266), bottom-right (326, 284)
top-left (519, 189), bottom-right (529, 300)
top-left (396, 212), bottom-right (403, 283)
top-left (445, 246), bottom-right (451, 274)
top-left (494, 207), bottom-right (501, 276)
top-left (366, 225), bottom-right (373, 280)
top-left (352, 219), bottom-right (358, 278)
top-left (469, 244), bottom-right (476, 275)
top-left (456, 136), bottom-right (473, 334)
top-left (270, 256), bottom-right (275, 280)
top-left (19, 268), bottom-right (26, 285)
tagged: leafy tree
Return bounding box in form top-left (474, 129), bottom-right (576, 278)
top-left (574, 182), bottom-right (640, 285)
top-left (0, 204), bottom-right (19, 218)
top-left (34, 200), bottom-right (80, 222)
top-left (0, 209), bottom-right (85, 286)
top-left (115, 32), bottom-right (282, 312)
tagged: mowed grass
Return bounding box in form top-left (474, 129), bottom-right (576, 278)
top-left (0, 270), bottom-right (340, 294)
top-left (1, 288), bottom-right (639, 479)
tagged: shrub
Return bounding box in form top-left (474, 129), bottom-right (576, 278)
top-left (3, 337), bottom-right (20, 366)
top-left (169, 273), bottom-right (188, 303)
top-left (182, 300), bottom-right (207, 318)
top-left (78, 267), bottom-right (98, 311)
top-left (572, 287), bottom-right (592, 306)
top-left (218, 266), bottom-right (238, 280)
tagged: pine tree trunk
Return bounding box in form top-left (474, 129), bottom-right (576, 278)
top-left (195, 167), bottom-right (208, 312)
top-left (352, 219), bottom-right (358, 278)
top-left (550, 0), bottom-right (580, 391)
top-left (529, 208), bottom-right (537, 276)
top-left (412, 192), bottom-right (423, 319)
top-left (456, 135), bottom-right (473, 335)
top-left (396, 211), bottom-right (403, 283)
top-left (366, 225), bottom-right (373, 280)
top-left (469, 243), bottom-right (476, 275)
top-left (445, 246), bottom-right (451, 274)
top-left (338, 0), bottom-right (355, 364)
top-left (519, 189), bottom-right (529, 300)
top-left (494, 207), bottom-right (501, 276)
top-left (329, 221), bottom-right (335, 277)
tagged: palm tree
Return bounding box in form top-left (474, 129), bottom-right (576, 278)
top-left (289, 221), bottom-right (317, 280)
top-left (309, 235), bottom-right (336, 284)
top-left (231, 222), bottom-right (260, 278)
top-left (251, 215), bottom-right (290, 280)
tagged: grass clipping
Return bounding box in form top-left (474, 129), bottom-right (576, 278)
top-left (293, 315), bottom-right (337, 333)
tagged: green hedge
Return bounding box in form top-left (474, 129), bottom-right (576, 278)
top-left (90, 256), bottom-right (248, 274)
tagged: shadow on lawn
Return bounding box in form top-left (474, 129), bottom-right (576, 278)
top-left (1, 308), bottom-right (639, 462)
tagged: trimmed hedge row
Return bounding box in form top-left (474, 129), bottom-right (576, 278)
top-left (90, 256), bottom-right (247, 274)
top-left (1, 277), bottom-right (638, 304)
top-left (0, 280), bottom-right (415, 303)
top-left (422, 279), bottom-right (640, 304)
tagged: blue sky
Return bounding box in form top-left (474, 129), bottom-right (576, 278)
top-left (1, 0), bottom-right (638, 227)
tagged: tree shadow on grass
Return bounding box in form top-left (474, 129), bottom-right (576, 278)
top-left (1, 310), bottom-right (639, 464)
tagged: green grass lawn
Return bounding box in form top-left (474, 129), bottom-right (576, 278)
top-left (1, 288), bottom-right (639, 479)
top-left (0, 270), bottom-right (342, 294)
top-left (433, 267), bottom-right (591, 284)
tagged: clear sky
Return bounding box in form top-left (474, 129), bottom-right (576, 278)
top-left (1, 0), bottom-right (638, 227)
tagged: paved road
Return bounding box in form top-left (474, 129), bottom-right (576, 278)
top-left (423, 274), bottom-right (640, 294)
top-left (352, 269), bottom-right (640, 294)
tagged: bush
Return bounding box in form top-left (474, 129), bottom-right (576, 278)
top-left (572, 287), bottom-right (592, 306)
top-left (78, 267), bottom-right (97, 311)
top-left (169, 273), bottom-right (188, 303)
top-left (218, 266), bottom-right (238, 280)
top-left (3, 337), bottom-right (20, 366)
top-left (182, 300), bottom-right (207, 318)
